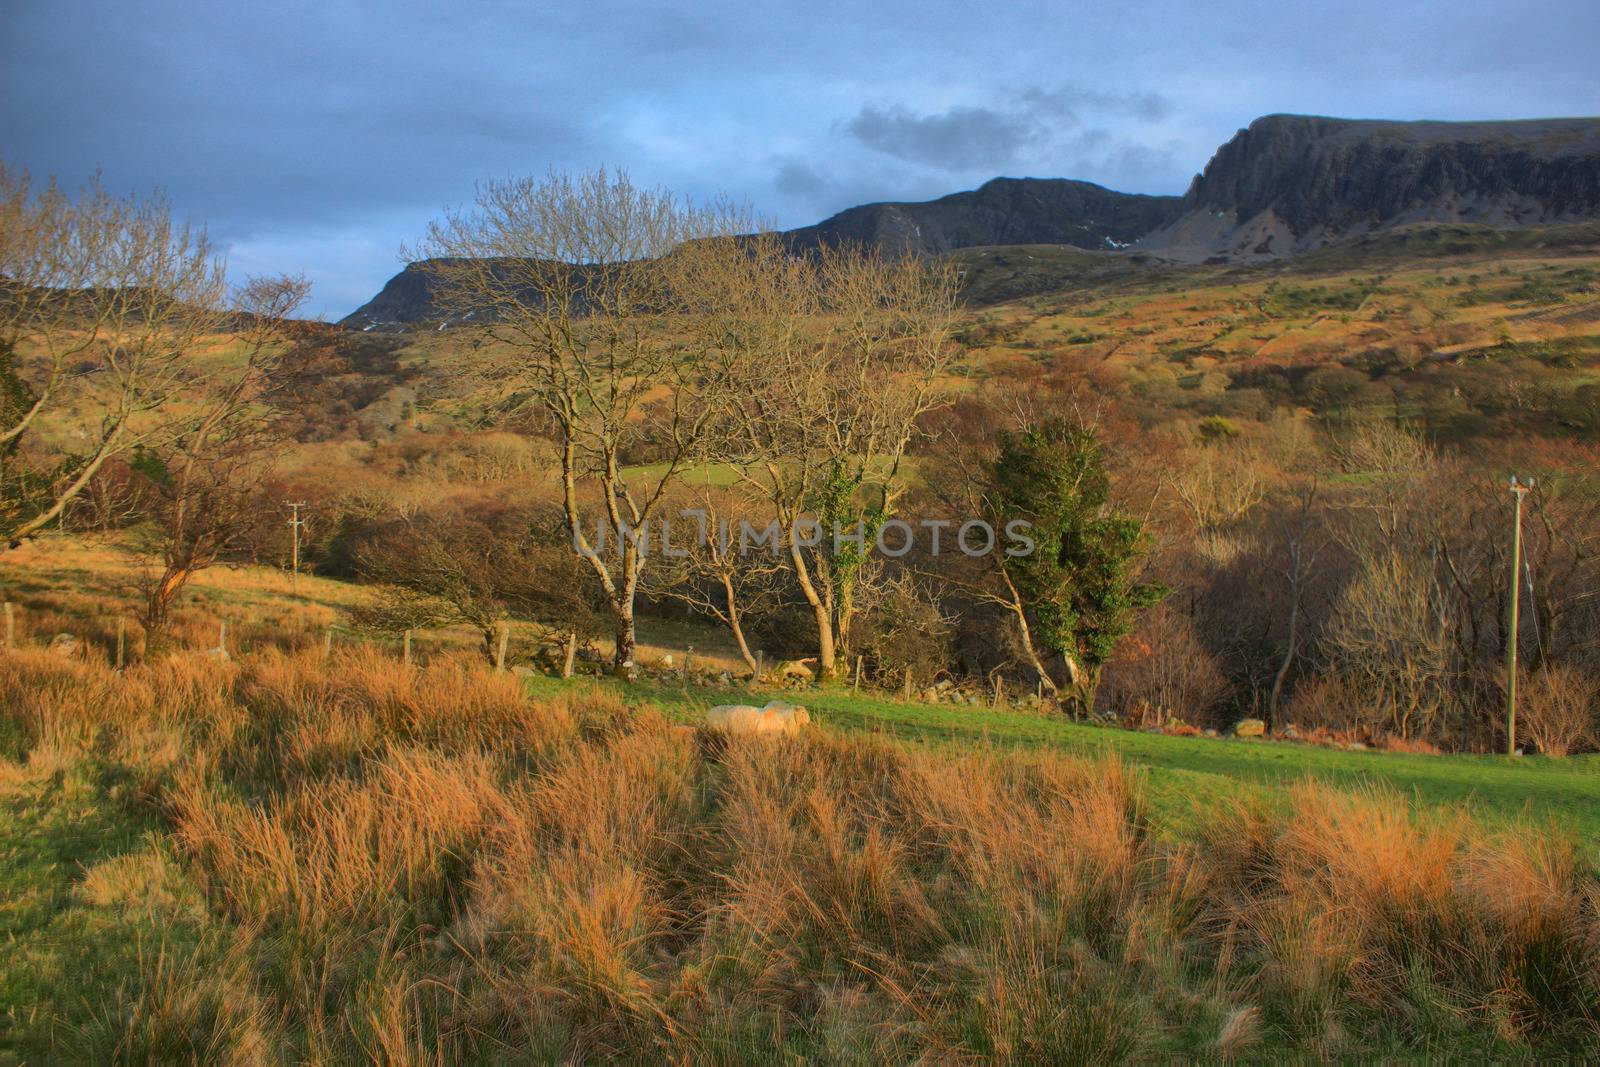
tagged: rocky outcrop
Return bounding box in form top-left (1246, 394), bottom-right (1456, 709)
top-left (341, 114), bottom-right (1600, 323)
top-left (1139, 115), bottom-right (1600, 262)
top-left (785, 177), bottom-right (1184, 257)
top-left (342, 258), bottom-right (545, 332)
top-left (343, 260), bottom-right (447, 331)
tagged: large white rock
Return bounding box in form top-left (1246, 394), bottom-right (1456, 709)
top-left (705, 700), bottom-right (811, 737)
top-left (776, 659), bottom-right (816, 681)
top-left (47, 633), bottom-right (81, 658)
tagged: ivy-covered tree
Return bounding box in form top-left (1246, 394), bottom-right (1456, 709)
top-left (987, 419), bottom-right (1167, 716)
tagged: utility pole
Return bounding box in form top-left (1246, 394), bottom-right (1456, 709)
top-left (286, 502), bottom-right (308, 592)
top-left (1505, 475), bottom-right (1533, 756)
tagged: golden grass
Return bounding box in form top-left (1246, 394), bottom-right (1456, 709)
top-left (3, 646), bottom-right (1597, 1061)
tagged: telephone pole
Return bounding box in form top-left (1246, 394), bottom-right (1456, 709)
top-left (287, 502), bottom-right (308, 592)
top-left (1505, 476), bottom-right (1532, 756)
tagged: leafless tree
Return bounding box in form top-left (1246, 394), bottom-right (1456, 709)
top-left (1169, 439), bottom-right (1273, 535)
top-left (1514, 665), bottom-right (1598, 757)
top-left (138, 275), bottom-right (310, 635)
top-left (408, 168), bottom-right (749, 674)
top-left (1, 165), bottom-right (228, 546)
top-left (687, 233), bottom-right (960, 680)
top-left (1267, 481), bottom-right (1326, 725)
top-left (355, 504), bottom-right (605, 663)
top-left (643, 485), bottom-right (787, 677)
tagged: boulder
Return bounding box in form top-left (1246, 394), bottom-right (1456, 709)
top-left (1232, 718), bottom-right (1267, 738)
top-left (47, 633), bottom-right (81, 658)
top-left (777, 658), bottom-right (816, 681)
top-left (511, 665), bottom-right (539, 679)
top-left (1203, 728), bottom-right (1220, 738)
top-left (705, 700), bottom-right (811, 737)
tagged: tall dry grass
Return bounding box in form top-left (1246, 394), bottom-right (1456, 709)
top-left (2, 647), bottom-right (1597, 1062)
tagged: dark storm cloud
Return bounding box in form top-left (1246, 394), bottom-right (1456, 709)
top-left (843, 85), bottom-right (1174, 172)
top-left (847, 104), bottom-right (1040, 170)
top-left (773, 160), bottom-right (829, 199)
top-left (3, 0), bottom-right (1596, 315)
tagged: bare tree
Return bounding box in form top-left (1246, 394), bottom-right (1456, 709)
top-left (139, 275), bottom-right (310, 635)
top-left (1169, 440), bottom-right (1273, 535)
top-left (689, 234), bottom-right (960, 680)
top-left (408, 169), bottom-right (748, 674)
top-left (643, 485), bottom-right (786, 677)
top-left (1, 165), bottom-right (228, 546)
top-left (355, 504), bottom-right (606, 663)
top-left (1266, 481), bottom-right (1326, 726)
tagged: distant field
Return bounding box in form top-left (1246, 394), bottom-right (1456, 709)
top-left (538, 675), bottom-right (1600, 844)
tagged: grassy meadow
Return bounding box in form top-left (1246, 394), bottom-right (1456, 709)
top-left (3, 543), bottom-right (1600, 1062)
top-left (4, 645), bottom-right (1600, 1063)
top-left (4, 219), bottom-right (1599, 1062)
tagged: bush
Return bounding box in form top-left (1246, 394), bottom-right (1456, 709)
top-left (1100, 603), bottom-right (1234, 727)
top-left (1282, 675), bottom-right (1363, 735)
top-left (1518, 665), bottom-right (1599, 757)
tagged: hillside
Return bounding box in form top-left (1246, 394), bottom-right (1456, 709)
top-left (1140, 114), bottom-right (1600, 262)
top-left (782, 176), bottom-right (1183, 256)
top-left (331, 222), bottom-right (1600, 450)
top-left (343, 112), bottom-right (1600, 327)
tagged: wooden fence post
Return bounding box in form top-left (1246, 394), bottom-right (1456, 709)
top-left (115, 618), bottom-right (126, 670)
top-left (217, 620), bottom-right (228, 655)
top-left (756, 650), bottom-right (765, 681)
top-left (854, 655), bottom-right (863, 692)
top-left (324, 627), bottom-right (334, 657)
top-left (402, 629), bottom-right (412, 667)
top-left (902, 667), bottom-right (913, 702)
top-left (495, 623), bottom-right (509, 672)
top-left (562, 632), bottom-right (577, 679)
top-left (3, 602), bottom-right (12, 650)
top-left (993, 676), bottom-right (1004, 708)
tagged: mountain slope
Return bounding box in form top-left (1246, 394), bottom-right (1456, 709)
top-left (343, 113), bottom-right (1600, 325)
top-left (783, 177), bottom-right (1184, 255)
top-left (1137, 114), bottom-right (1600, 262)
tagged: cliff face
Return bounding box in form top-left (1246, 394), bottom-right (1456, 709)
top-left (343, 261), bottom-right (449, 331)
top-left (343, 114), bottom-right (1600, 323)
top-left (1138, 115), bottom-right (1600, 261)
top-left (783, 177), bottom-right (1184, 256)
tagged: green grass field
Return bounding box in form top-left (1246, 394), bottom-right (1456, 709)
top-left (531, 674), bottom-right (1600, 843)
top-left (5, 648), bottom-right (1598, 1061)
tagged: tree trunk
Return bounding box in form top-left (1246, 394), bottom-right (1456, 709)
top-left (788, 535), bottom-right (836, 680)
top-left (144, 565), bottom-right (194, 633)
top-left (1001, 568), bottom-right (1061, 706)
top-left (612, 602), bottom-right (636, 677)
top-left (1268, 593), bottom-right (1300, 728)
top-left (835, 580), bottom-right (855, 663)
top-left (561, 631), bottom-right (577, 679)
top-left (721, 574), bottom-right (760, 677)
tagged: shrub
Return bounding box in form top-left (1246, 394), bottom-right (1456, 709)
top-left (1518, 665), bottom-right (1599, 757)
top-left (1100, 603), bottom-right (1233, 726)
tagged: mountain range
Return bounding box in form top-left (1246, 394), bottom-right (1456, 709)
top-left (344, 113), bottom-right (1600, 328)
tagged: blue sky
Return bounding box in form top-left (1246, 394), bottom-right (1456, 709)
top-left (4, 0), bottom-right (1597, 317)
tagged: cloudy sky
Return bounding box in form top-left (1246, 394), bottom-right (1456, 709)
top-left (4, 0), bottom-right (1597, 317)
